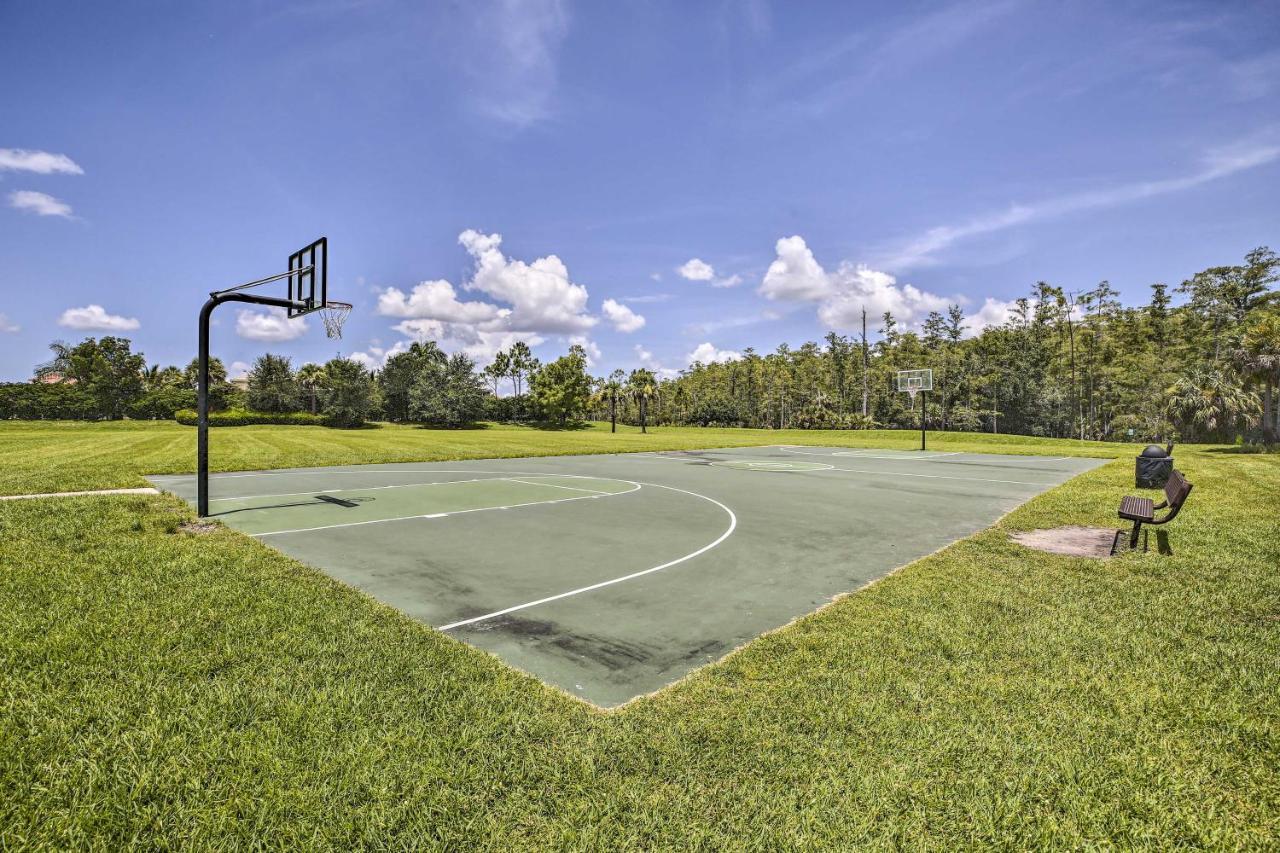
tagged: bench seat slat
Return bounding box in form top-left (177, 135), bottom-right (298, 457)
top-left (1119, 495), bottom-right (1154, 521)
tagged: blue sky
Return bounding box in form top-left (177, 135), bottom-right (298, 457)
top-left (2, 0), bottom-right (1278, 381)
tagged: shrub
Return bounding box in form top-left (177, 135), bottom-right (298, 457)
top-left (0, 383), bottom-right (98, 420)
top-left (174, 409), bottom-right (330, 427)
top-left (128, 388), bottom-right (198, 420)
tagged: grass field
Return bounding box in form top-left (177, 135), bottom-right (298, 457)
top-left (1, 421), bottom-right (1277, 847)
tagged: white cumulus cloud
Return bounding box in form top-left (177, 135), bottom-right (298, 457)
top-left (460, 229), bottom-right (596, 333)
top-left (370, 229), bottom-right (596, 366)
top-left (568, 335), bottom-right (601, 366)
top-left (759, 235), bottom-right (953, 329)
top-left (687, 342), bottom-right (743, 365)
top-left (601, 298), bottom-right (645, 332)
top-left (228, 360), bottom-right (251, 380)
top-left (678, 258), bottom-right (715, 281)
top-left (235, 307), bottom-right (308, 342)
top-left (377, 279), bottom-right (504, 325)
top-left (9, 190), bottom-right (73, 218)
top-left (634, 345), bottom-right (679, 380)
top-left (58, 304), bottom-right (139, 331)
top-left (390, 318), bottom-right (545, 368)
top-left (678, 257), bottom-right (740, 288)
top-left (0, 149), bottom-right (83, 174)
top-left (347, 351), bottom-right (381, 371)
top-left (0, 313), bottom-right (19, 333)
top-left (968, 297), bottom-right (1018, 333)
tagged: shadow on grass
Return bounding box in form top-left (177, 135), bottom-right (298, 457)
top-left (524, 420), bottom-right (597, 432)
top-left (404, 421), bottom-right (493, 431)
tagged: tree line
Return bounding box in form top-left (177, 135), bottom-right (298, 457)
top-left (2, 247), bottom-right (1276, 442)
top-left (604, 247), bottom-right (1278, 445)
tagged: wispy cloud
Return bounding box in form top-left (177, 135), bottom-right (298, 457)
top-left (0, 313), bottom-right (19, 333)
top-left (463, 0), bottom-right (569, 126)
top-left (0, 149), bottom-right (83, 175)
top-left (1228, 51), bottom-right (1280, 101)
top-left (685, 310), bottom-right (780, 336)
top-left (9, 190), bottom-right (74, 218)
top-left (877, 139), bottom-right (1280, 270)
top-left (768, 0), bottom-right (1021, 115)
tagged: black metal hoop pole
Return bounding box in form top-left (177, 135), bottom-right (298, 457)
top-left (197, 291), bottom-right (299, 517)
top-left (920, 390), bottom-right (927, 451)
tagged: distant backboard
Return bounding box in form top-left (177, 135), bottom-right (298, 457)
top-left (897, 368), bottom-right (933, 393)
top-left (287, 237), bottom-right (327, 317)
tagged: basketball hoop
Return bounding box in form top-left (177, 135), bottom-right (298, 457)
top-left (897, 368), bottom-right (932, 403)
top-left (319, 301), bottom-right (352, 339)
top-left (897, 368), bottom-right (933, 450)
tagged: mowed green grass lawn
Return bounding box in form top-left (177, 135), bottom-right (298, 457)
top-left (1, 421), bottom-right (1277, 847)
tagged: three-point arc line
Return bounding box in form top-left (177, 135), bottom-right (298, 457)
top-left (436, 481), bottom-right (738, 631)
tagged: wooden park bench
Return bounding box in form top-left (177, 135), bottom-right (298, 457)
top-left (1118, 468), bottom-right (1193, 550)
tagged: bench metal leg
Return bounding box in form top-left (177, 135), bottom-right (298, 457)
top-left (1129, 521), bottom-right (1142, 549)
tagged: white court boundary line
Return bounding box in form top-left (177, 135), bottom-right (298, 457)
top-left (254, 479), bottom-right (642, 537)
top-left (438, 481), bottom-right (738, 631)
top-left (709, 459), bottom-right (834, 472)
top-left (777, 445), bottom-right (963, 461)
top-left (834, 450), bottom-right (962, 459)
top-left (210, 473), bottom-right (619, 503)
top-left (637, 448), bottom-right (1046, 486)
top-left (824, 465), bottom-right (1044, 486)
top-left (504, 478), bottom-right (610, 495)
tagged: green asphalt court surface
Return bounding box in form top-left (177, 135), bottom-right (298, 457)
top-left (151, 445), bottom-right (1105, 707)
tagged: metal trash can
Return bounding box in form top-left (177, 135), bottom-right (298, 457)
top-left (1135, 443), bottom-right (1173, 489)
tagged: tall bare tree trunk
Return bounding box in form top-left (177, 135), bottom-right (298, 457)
top-left (861, 307), bottom-right (869, 417)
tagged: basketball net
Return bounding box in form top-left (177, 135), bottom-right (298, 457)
top-left (319, 301), bottom-right (352, 339)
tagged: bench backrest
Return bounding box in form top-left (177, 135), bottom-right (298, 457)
top-left (1162, 469), bottom-right (1193, 519)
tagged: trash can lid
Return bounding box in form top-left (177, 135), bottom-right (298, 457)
top-left (1140, 444), bottom-right (1169, 458)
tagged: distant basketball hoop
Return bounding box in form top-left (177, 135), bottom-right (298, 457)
top-left (897, 368), bottom-right (933, 450)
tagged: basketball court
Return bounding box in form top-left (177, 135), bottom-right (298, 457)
top-left (151, 446), bottom-right (1106, 707)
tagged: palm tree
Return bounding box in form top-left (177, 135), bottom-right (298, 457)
top-left (605, 369), bottom-right (625, 433)
top-left (628, 368), bottom-right (656, 434)
top-left (1165, 368), bottom-right (1260, 442)
top-left (1235, 310), bottom-right (1280, 444)
top-left (296, 363), bottom-right (327, 415)
top-left (142, 365), bottom-right (164, 391)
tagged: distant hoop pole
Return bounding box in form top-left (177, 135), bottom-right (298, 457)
top-left (920, 389), bottom-right (927, 451)
top-left (897, 368), bottom-right (932, 452)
